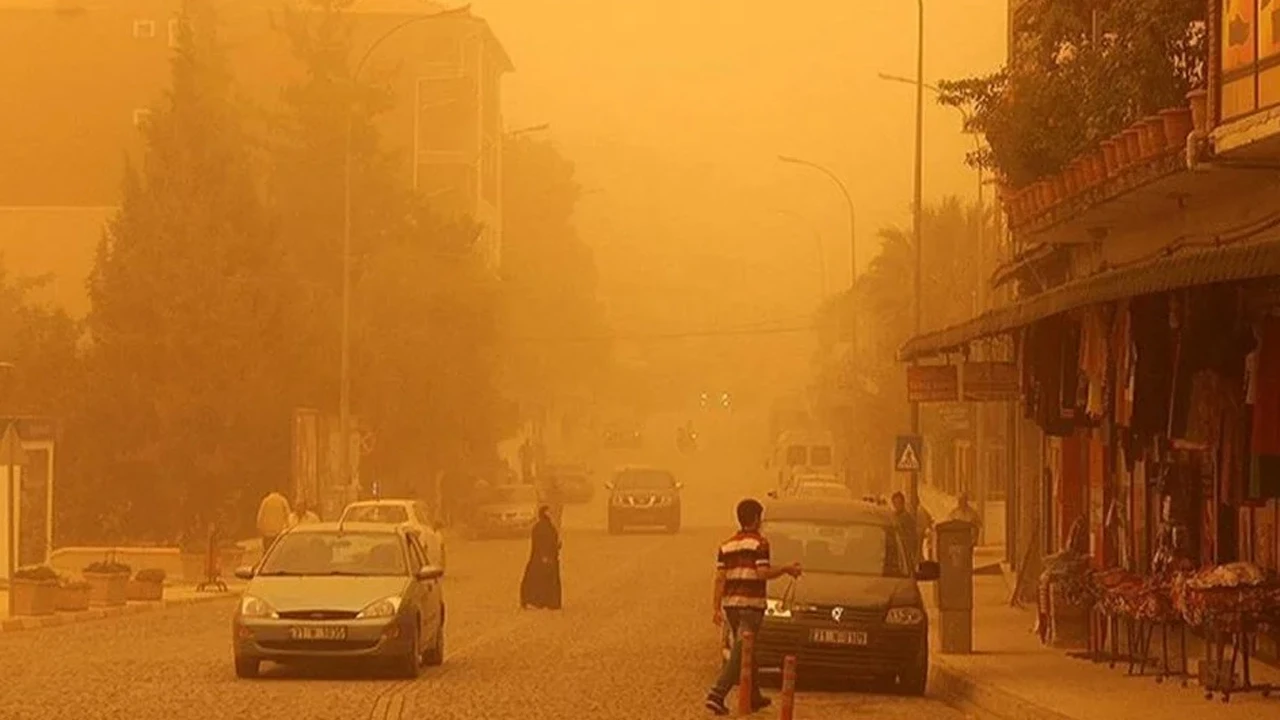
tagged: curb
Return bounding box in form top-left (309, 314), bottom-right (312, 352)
top-left (0, 590), bottom-right (240, 634)
top-left (930, 658), bottom-right (1079, 720)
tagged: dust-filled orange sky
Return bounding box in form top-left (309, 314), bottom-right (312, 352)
top-left (474, 0), bottom-right (1007, 339)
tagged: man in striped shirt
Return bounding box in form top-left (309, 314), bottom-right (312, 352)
top-left (705, 498), bottom-right (802, 715)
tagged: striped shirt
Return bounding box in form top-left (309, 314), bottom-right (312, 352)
top-left (716, 530), bottom-right (771, 609)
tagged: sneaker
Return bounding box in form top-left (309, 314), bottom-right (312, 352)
top-left (704, 694), bottom-right (729, 716)
top-left (752, 696), bottom-right (772, 712)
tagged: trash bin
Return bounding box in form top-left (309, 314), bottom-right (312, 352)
top-left (934, 519), bottom-right (975, 654)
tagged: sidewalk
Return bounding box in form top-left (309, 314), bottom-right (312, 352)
top-left (0, 582), bottom-right (243, 632)
top-left (926, 571), bottom-right (1280, 720)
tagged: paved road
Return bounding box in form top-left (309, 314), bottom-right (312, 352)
top-left (0, 525), bottom-right (974, 720)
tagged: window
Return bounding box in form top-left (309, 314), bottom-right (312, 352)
top-left (132, 19), bottom-right (155, 39)
top-left (764, 520), bottom-right (908, 578)
top-left (810, 446), bottom-right (833, 466)
top-left (132, 108), bottom-right (151, 128)
top-left (786, 446), bottom-right (807, 466)
top-left (407, 536), bottom-right (427, 569)
top-left (167, 18), bottom-right (180, 48)
top-left (258, 532), bottom-right (407, 576)
top-left (342, 504), bottom-right (409, 524)
top-left (614, 470), bottom-right (676, 490)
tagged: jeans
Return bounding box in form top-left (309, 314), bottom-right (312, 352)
top-left (711, 607), bottom-right (765, 701)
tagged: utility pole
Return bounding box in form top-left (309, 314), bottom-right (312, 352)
top-left (909, 0), bottom-right (925, 516)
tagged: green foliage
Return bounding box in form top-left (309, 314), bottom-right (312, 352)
top-left (13, 565), bottom-right (59, 582)
top-left (938, 0), bottom-right (1205, 186)
top-left (134, 568), bottom-right (167, 583)
top-left (83, 560), bottom-right (131, 575)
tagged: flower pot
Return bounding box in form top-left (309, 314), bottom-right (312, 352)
top-left (1086, 151), bottom-right (1105, 185)
top-left (55, 585), bottom-right (91, 612)
top-left (127, 579), bottom-right (164, 602)
top-left (83, 571), bottom-right (129, 607)
top-left (1160, 107), bottom-right (1194, 149)
top-left (1063, 162), bottom-right (1080, 195)
top-left (180, 552), bottom-right (207, 583)
top-left (1144, 116), bottom-right (1168, 153)
top-left (9, 578), bottom-right (58, 616)
top-left (1100, 140), bottom-right (1119, 177)
top-left (1050, 175), bottom-right (1067, 204)
top-left (1187, 88), bottom-right (1208, 133)
top-left (1122, 129), bottom-right (1143, 165)
top-left (1112, 133), bottom-right (1132, 169)
top-left (1134, 122), bottom-right (1155, 160)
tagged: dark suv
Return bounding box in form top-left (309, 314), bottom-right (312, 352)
top-left (605, 466), bottom-right (682, 534)
top-left (726, 497), bottom-right (939, 695)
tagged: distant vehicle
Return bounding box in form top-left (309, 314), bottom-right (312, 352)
top-left (471, 484), bottom-right (539, 538)
top-left (603, 423), bottom-right (643, 449)
top-left (720, 498), bottom-right (939, 695)
top-left (769, 429), bottom-right (837, 492)
top-left (339, 499), bottom-right (447, 570)
top-left (543, 464), bottom-right (594, 504)
top-left (231, 522), bottom-right (445, 679)
top-left (606, 466), bottom-right (682, 534)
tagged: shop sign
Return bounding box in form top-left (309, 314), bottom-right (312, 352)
top-left (907, 365), bottom-right (959, 403)
top-left (962, 362), bottom-right (1019, 401)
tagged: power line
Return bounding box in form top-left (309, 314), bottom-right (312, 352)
top-left (506, 323), bottom-right (819, 344)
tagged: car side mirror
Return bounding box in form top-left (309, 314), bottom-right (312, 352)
top-left (915, 561), bottom-right (941, 582)
top-left (416, 566), bottom-right (444, 582)
top-left (233, 566), bottom-right (255, 581)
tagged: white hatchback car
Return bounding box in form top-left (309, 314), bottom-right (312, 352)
top-left (338, 499), bottom-right (447, 570)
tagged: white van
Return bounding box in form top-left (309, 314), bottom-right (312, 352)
top-left (770, 430), bottom-right (836, 492)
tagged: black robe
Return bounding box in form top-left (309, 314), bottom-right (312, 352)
top-left (520, 518), bottom-right (562, 609)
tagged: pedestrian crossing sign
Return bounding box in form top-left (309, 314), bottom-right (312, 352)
top-left (894, 435), bottom-right (922, 472)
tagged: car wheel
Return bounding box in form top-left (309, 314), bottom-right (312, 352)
top-left (395, 619), bottom-right (422, 679)
top-left (897, 658), bottom-right (928, 696)
top-left (234, 657), bottom-right (260, 679)
top-left (424, 609), bottom-right (445, 667)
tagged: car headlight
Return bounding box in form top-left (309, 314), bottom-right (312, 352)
top-left (765, 598), bottom-right (792, 618)
top-left (357, 596), bottom-right (404, 619)
top-left (885, 607), bottom-right (926, 625)
top-left (239, 595), bottom-right (277, 619)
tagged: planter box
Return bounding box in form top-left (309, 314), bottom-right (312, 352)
top-left (55, 585), bottom-right (91, 612)
top-left (9, 579), bottom-right (58, 616)
top-left (179, 553), bottom-right (207, 583)
top-left (127, 579), bottom-right (164, 602)
top-left (83, 571), bottom-right (129, 607)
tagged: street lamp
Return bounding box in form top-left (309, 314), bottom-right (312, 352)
top-left (910, 0), bottom-right (925, 516)
top-left (775, 209), bottom-right (828, 302)
top-left (776, 155), bottom-right (856, 341)
top-left (340, 4), bottom-right (468, 501)
top-left (506, 123), bottom-right (551, 139)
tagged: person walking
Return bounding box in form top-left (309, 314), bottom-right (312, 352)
top-left (256, 490), bottom-right (291, 554)
top-left (890, 491), bottom-right (920, 569)
top-left (519, 506), bottom-right (562, 609)
top-left (948, 492), bottom-right (984, 546)
top-left (704, 498), bottom-right (802, 716)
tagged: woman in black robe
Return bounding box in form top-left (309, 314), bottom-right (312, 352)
top-left (520, 506), bottom-right (562, 609)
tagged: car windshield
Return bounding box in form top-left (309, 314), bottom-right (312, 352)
top-left (342, 505), bottom-right (409, 524)
top-left (615, 470), bottom-right (675, 490)
top-left (810, 446), bottom-right (833, 465)
top-left (785, 446), bottom-right (807, 465)
top-left (491, 485), bottom-right (537, 503)
top-left (764, 520), bottom-right (908, 578)
top-left (258, 532), bottom-right (408, 576)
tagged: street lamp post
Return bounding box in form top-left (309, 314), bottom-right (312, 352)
top-left (910, 0), bottom-right (925, 516)
top-left (777, 155), bottom-right (857, 350)
top-left (340, 5), bottom-right (467, 502)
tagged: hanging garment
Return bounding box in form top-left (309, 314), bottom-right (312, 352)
top-left (1113, 301), bottom-right (1135, 428)
top-left (1249, 317), bottom-right (1280, 501)
top-left (1079, 306), bottom-right (1110, 420)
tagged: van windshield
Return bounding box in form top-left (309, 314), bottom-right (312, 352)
top-left (810, 446), bottom-right (833, 465)
top-left (763, 520), bottom-right (908, 578)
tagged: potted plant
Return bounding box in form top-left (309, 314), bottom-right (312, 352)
top-left (1143, 116), bottom-right (1168, 153)
top-left (9, 565), bottom-right (59, 616)
top-left (55, 578), bottom-right (92, 612)
top-left (128, 568), bottom-right (166, 602)
top-left (1100, 140), bottom-right (1119, 177)
top-left (1122, 128), bottom-right (1143, 165)
top-left (1187, 88), bottom-right (1208, 134)
top-left (82, 560), bottom-right (131, 607)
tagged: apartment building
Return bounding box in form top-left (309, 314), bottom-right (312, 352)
top-left (0, 0), bottom-right (511, 314)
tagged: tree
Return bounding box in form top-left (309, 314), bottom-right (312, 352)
top-left (84, 0), bottom-right (290, 540)
top-left (499, 136), bottom-right (609, 423)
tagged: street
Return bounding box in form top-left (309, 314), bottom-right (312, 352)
top-left (0, 525), bottom-right (971, 720)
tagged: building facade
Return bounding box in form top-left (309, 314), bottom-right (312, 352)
top-left (0, 0), bottom-right (510, 314)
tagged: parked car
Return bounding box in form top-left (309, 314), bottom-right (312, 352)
top-left (543, 464), bottom-right (595, 504)
top-left (721, 497), bottom-right (939, 695)
top-left (790, 475), bottom-right (853, 501)
top-left (606, 466), bottom-right (682, 534)
top-left (339, 499), bottom-right (447, 570)
top-left (471, 484), bottom-right (539, 538)
top-left (231, 522), bottom-right (445, 679)
top-left (603, 423), bottom-right (644, 449)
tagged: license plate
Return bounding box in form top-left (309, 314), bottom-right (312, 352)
top-left (289, 625), bottom-right (347, 641)
top-left (810, 629), bottom-right (868, 646)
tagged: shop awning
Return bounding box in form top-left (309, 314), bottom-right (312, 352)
top-left (898, 237), bottom-right (1280, 362)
